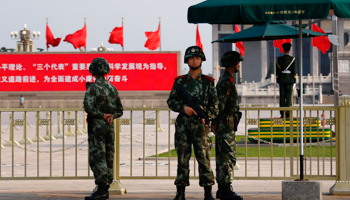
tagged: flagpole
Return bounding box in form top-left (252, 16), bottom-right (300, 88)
top-left (122, 17), bottom-right (124, 52)
top-left (46, 18), bottom-right (49, 52)
top-left (273, 45), bottom-right (276, 106)
top-left (159, 17), bottom-right (161, 51)
top-left (83, 17), bottom-right (86, 52)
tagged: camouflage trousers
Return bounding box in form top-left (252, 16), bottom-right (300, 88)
top-left (88, 128), bottom-right (115, 185)
top-left (174, 114), bottom-right (214, 187)
top-left (215, 131), bottom-right (237, 185)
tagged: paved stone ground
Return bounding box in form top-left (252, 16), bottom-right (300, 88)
top-left (0, 179), bottom-right (349, 199)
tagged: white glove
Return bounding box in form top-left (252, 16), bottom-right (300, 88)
top-left (293, 83), bottom-right (296, 89)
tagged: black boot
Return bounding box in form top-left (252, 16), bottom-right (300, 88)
top-left (174, 185), bottom-right (186, 200)
top-left (219, 184), bottom-right (243, 200)
top-left (85, 183), bottom-right (109, 200)
top-left (204, 186), bottom-right (215, 200)
top-left (216, 189), bottom-right (221, 199)
top-left (105, 185), bottom-right (110, 199)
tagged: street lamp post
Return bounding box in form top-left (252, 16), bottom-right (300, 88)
top-left (91, 43), bottom-right (113, 52)
top-left (98, 42), bottom-right (106, 52)
top-left (10, 24), bottom-right (40, 52)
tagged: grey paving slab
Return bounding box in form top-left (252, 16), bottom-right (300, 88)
top-left (0, 179), bottom-right (348, 199)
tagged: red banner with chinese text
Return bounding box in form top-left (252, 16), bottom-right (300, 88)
top-left (0, 52), bottom-right (179, 91)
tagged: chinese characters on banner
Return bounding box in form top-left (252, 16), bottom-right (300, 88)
top-left (0, 53), bottom-right (178, 91)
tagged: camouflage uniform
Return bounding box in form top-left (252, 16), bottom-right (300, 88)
top-left (213, 51), bottom-right (244, 200)
top-left (167, 72), bottom-right (219, 187)
top-left (214, 70), bottom-right (239, 185)
top-left (84, 58), bottom-right (123, 185)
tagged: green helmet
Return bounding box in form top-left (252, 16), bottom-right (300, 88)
top-left (89, 57), bottom-right (110, 75)
top-left (184, 46), bottom-right (206, 63)
top-left (220, 51), bottom-right (244, 67)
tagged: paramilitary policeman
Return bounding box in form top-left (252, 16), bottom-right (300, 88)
top-left (84, 57), bottom-right (123, 200)
top-left (276, 42), bottom-right (296, 118)
top-left (212, 51), bottom-right (243, 200)
top-left (167, 46), bottom-right (219, 200)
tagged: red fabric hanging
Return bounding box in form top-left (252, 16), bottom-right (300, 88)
top-left (312, 24), bottom-right (331, 54)
top-left (64, 25), bottom-right (87, 49)
top-left (144, 23), bottom-right (160, 50)
top-left (235, 25), bottom-right (245, 57)
top-left (108, 25), bottom-right (124, 47)
top-left (46, 25), bottom-right (61, 48)
top-left (196, 24), bottom-right (204, 51)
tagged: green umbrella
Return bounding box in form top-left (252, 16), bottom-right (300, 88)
top-left (212, 21), bottom-right (327, 43)
top-left (188, 0), bottom-right (350, 24)
top-left (188, 0), bottom-right (350, 182)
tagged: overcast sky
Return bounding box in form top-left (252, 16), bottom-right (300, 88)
top-left (1, 0), bottom-right (213, 74)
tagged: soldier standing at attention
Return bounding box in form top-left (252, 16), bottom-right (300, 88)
top-left (212, 51), bottom-right (243, 200)
top-left (84, 57), bottom-right (123, 200)
top-left (167, 46), bottom-right (219, 200)
top-left (276, 42), bottom-right (296, 118)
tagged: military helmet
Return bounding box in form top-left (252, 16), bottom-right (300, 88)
top-left (220, 51), bottom-right (244, 67)
top-left (184, 46), bottom-right (206, 63)
top-left (89, 57), bottom-right (110, 75)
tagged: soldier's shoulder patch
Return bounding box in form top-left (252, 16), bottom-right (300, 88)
top-left (229, 76), bottom-right (234, 83)
top-left (203, 75), bottom-right (215, 82)
top-left (174, 75), bottom-right (186, 80)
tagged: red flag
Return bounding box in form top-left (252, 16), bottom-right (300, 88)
top-left (46, 25), bottom-right (61, 48)
top-left (144, 23), bottom-right (160, 50)
top-left (312, 24), bottom-right (331, 54)
top-left (274, 39), bottom-right (292, 53)
top-left (235, 25), bottom-right (245, 57)
top-left (64, 25), bottom-right (87, 49)
top-left (108, 25), bottom-right (124, 47)
top-left (196, 24), bottom-right (204, 51)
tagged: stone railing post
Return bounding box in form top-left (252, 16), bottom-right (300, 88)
top-left (19, 112), bottom-right (33, 144)
top-left (4, 113), bottom-right (20, 146)
top-left (32, 112), bottom-right (45, 142)
top-left (330, 96), bottom-right (350, 194)
top-left (55, 111), bottom-right (66, 139)
top-left (155, 110), bottom-right (164, 132)
top-left (79, 111), bottom-right (87, 134)
top-left (64, 111), bottom-right (75, 137)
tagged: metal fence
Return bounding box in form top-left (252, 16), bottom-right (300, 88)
top-left (0, 108), bottom-right (90, 180)
top-left (240, 106), bottom-right (337, 180)
top-left (0, 106), bottom-right (337, 181)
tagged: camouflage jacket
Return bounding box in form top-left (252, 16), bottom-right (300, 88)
top-left (212, 70), bottom-right (239, 126)
top-left (84, 77), bottom-right (123, 120)
top-left (167, 72), bottom-right (219, 120)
